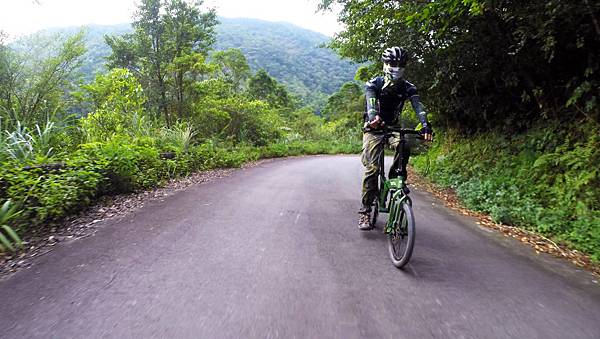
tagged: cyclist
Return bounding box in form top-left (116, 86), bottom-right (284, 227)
top-left (358, 46), bottom-right (433, 231)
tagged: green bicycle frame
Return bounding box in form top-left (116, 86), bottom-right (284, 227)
top-left (381, 178), bottom-right (412, 233)
top-left (371, 127), bottom-right (419, 234)
top-left (378, 177), bottom-right (408, 211)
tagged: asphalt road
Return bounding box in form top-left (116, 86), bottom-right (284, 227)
top-left (1, 155), bottom-right (599, 338)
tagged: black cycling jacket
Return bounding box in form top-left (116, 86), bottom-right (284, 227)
top-left (365, 76), bottom-right (429, 128)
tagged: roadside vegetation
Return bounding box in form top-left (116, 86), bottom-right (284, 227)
top-left (0, 0), bottom-right (361, 252)
top-left (4, 0), bottom-right (597, 265)
top-left (321, 0), bottom-right (600, 260)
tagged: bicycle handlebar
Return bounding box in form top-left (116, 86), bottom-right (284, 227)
top-left (363, 125), bottom-right (423, 138)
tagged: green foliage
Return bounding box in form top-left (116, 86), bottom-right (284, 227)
top-left (106, 0), bottom-right (218, 124)
top-left (79, 68), bottom-right (148, 142)
top-left (285, 81), bottom-right (364, 147)
top-left (0, 159), bottom-right (103, 225)
top-left (214, 17), bottom-right (358, 106)
top-left (320, 0), bottom-right (600, 130)
top-left (210, 48), bottom-right (251, 91)
top-left (222, 97), bottom-right (283, 146)
top-left (246, 69), bottom-right (296, 110)
top-left (82, 68), bottom-right (146, 113)
top-left (191, 77), bottom-right (287, 146)
top-left (258, 140), bottom-right (361, 158)
top-left (321, 81), bottom-right (363, 120)
top-left (354, 65), bottom-right (377, 83)
top-left (159, 123), bottom-right (196, 153)
top-left (1, 120), bottom-right (57, 162)
top-left (412, 124), bottom-right (600, 260)
top-left (0, 199), bottom-right (23, 252)
top-left (76, 138), bottom-right (167, 193)
top-left (0, 31), bottom-right (86, 127)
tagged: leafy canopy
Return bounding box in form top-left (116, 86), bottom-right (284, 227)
top-left (320, 0), bottom-right (600, 131)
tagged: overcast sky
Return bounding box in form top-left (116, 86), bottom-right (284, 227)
top-left (0, 0), bottom-right (343, 40)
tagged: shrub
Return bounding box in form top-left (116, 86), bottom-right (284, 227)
top-left (75, 138), bottom-right (165, 193)
top-left (79, 68), bottom-right (149, 142)
top-left (0, 159), bottom-right (103, 225)
top-left (412, 123), bottom-right (600, 261)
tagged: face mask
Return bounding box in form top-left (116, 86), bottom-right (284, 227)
top-left (384, 64), bottom-right (405, 82)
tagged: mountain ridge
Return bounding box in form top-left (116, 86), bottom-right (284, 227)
top-left (12, 18), bottom-right (357, 106)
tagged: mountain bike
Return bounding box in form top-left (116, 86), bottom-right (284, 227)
top-left (368, 126), bottom-right (422, 268)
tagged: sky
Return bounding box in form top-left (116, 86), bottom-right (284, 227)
top-left (0, 0), bottom-right (343, 40)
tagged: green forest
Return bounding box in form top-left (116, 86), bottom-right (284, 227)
top-left (321, 0), bottom-right (600, 261)
top-left (0, 0), bottom-right (362, 252)
top-left (10, 17), bottom-right (358, 108)
top-left (1, 0), bottom-right (599, 265)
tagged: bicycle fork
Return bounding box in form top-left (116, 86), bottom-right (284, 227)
top-left (385, 188), bottom-right (412, 233)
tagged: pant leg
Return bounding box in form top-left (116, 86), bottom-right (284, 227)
top-left (361, 132), bottom-right (384, 211)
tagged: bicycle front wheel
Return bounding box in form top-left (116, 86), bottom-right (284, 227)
top-left (387, 200), bottom-right (415, 268)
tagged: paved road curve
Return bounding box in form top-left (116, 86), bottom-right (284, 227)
top-left (1, 156), bottom-right (599, 338)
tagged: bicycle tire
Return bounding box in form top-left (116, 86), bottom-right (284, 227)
top-left (387, 199), bottom-right (415, 268)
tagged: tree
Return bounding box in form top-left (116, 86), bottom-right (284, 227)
top-left (321, 81), bottom-right (363, 120)
top-left (210, 48), bottom-right (251, 92)
top-left (319, 0), bottom-right (600, 131)
top-left (0, 31), bottom-right (85, 128)
top-left (106, 0), bottom-right (217, 125)
top-left (246, 69), bottom-right (294, 110)
top-left (164, 0), bottom-right (217, 120)
top-left (79, 68), bottom-right (147, 142)
top-left (168, 52), bottom-right (215, 116)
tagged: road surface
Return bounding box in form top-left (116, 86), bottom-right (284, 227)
top-left (1, 156), bottom-right (599, 338)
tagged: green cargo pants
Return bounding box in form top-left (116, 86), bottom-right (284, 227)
top-left (360, 132), bottom-right (410, 212)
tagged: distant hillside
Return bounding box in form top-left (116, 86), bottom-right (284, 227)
top-left (214, 18), bottom-right (357, 103)
top-left (13, 18), bottom-right (357, 106)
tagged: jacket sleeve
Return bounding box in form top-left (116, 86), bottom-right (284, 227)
top-left (406, 83), bottom-right (429, 128)
top-left (365, 77), bottom-right (380, 122)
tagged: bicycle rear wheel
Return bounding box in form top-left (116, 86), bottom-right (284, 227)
top-left (387, 200), bottom-right (415, 268)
